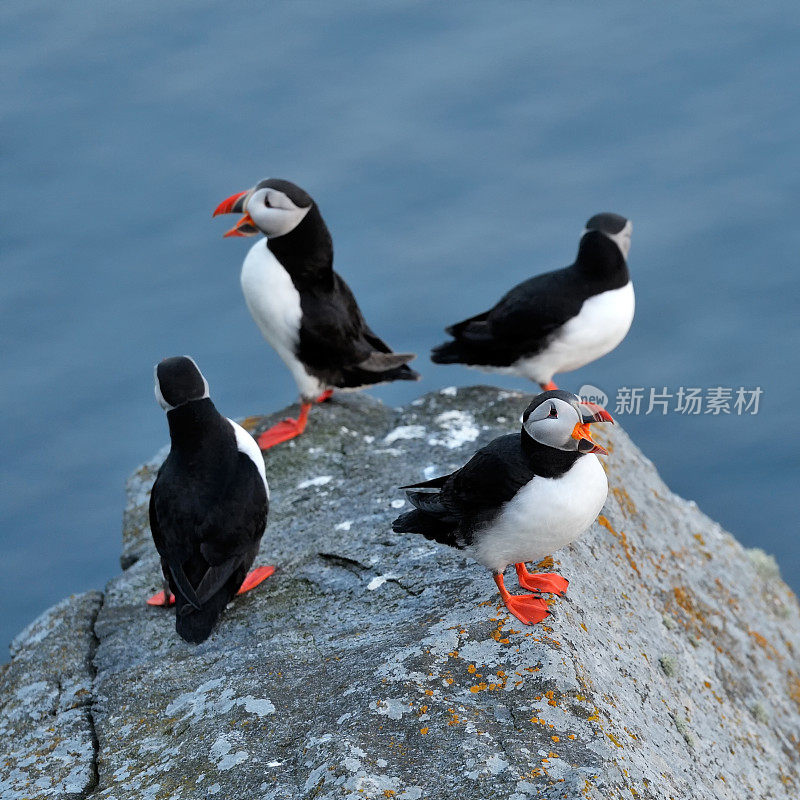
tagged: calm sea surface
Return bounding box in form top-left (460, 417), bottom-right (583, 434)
top-left (2, 1), bottom-right (798, 654)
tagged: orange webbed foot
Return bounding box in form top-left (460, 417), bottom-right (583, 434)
top-left (515, 563), bottom-right (569, 595)
top-left (236, 565), bottom-right (275, 595)
top-left (146, 590), bottom-right (175, 607)
top-left (315, 389), bottom-right (334, 404)
top-left (256, 403), bottom-right (311, 449)
top-left (503, 592), bottom-right (550, 626)
top-left (257, 419), bottom-right (306, 449)
top-left (147, 566), bottom-right (274, 606)
top-left (494, 572), bottom-right (550, 626)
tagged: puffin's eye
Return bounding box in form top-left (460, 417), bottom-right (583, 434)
top-left (263, 195), bottom-right (272, 207)
top-left (548, 404), bottom-right (558, 418)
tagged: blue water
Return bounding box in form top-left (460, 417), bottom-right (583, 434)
top-left (2, 1), bottom-right (798, 655)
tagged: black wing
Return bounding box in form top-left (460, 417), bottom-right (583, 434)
top-left (485, 268), bottom-right (584, 344)
top-left (150, 454), bottom-right (268, 609)
top-left (437, 436), bottom-right (531, 519)
top-left (298, 271), bottom-right (418, 387)
top-left (394, 435), bottom-right (532, 547)
top-left (298, 272), bottom-right (373, 369)
top-left (432, 266), bottom-right (584, 366)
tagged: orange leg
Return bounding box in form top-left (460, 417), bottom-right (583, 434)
top-left (515, 562), bottom-right (569, 595)
top-left (146, 565), bottom-right (275, 606)
top-left (540, 380), bottom-right (559, 391)
top-left (257, 402), bottom-right (311, 450)
top-left (316, 389), bottom-right (334, 404)
top-left (493, 572), bottom-right (549, 625)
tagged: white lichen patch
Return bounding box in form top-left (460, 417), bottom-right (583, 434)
top-left (210, 736), bottom-right (248, 771)
top-left (240, 696), bottom-right (275, 716)
top-left (367, 575), bottom-right (397, 591)
top-left (427, 410), bottom-right (479, 449)
top-left (374, 698), bottom-right (410, 720)
top-left (165, 680), bottom-right (274, 723)
top-left (486, 754), bottom-right (508, 774)
top-left (384, 425), bottom-right (426, 444)
top-left (297, 475), bottom-right (333, 489)
top-left (334, 520), bottom-right (353, 531)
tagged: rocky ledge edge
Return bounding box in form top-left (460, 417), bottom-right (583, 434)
top-left (1, 386), bottom-right (799, 800)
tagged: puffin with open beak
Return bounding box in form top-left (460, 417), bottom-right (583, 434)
top-left (214, 178), bottom-right (420, 449)
top-left (392, 390), bottom-right (612, 626)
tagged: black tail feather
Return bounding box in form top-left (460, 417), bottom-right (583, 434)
top-left (430, 341), bottom-right (466, 365)
top-left (171, 560), bottom-right (250, 644)
top-left (391, 509), bottom-right (463, 549)
top-left (399, 474), bottom-right (448, 490)
top-left (174, 592), bottom-right (229, 644)
top-left (343, 362), bottom-right (420, 388)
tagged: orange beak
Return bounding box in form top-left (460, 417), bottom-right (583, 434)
top-left (580, 402), bottom-right (614, 424)
top-left (222, 214), bottom-right (258, 237)
top-left (213, 190), bottom-right (249, 216)
top-left (571, 421), bottom-right (609, 455)
top-left (213, 190), bottom-right (259, 237)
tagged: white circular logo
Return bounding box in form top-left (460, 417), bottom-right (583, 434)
top-left (578, 384), bottom-right (608, 408)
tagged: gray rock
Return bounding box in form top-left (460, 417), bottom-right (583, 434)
top-left (2, 386), bottom-right (799, 799)
top-left (0, 591), bottom-right (102, 799)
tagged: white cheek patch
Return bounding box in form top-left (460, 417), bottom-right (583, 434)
top-left (247, 189), bottom-right (312, 238)
top-left (604, 220), bottom-right (632, 260)
top-left (523, 399), bottom-right (578, 450)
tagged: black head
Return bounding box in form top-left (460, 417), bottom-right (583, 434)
top-left (521, 390), bottom-right (612, 454)
top-left (214, 178), bottom-right (316, 238)
top-left (254, 178), bottom-right (314, 209)
top-left (154, 356), bottom-right (209, 411)
top-left (585, 212), bottom-right (629, 236)
top-left (581, 212), bottom-right (633, 262)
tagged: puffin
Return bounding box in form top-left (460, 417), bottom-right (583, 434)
top-left (213, 178), bottom-right (420, 449)
top-left (431, 213), bottom-right (634, 391)
top-left (392, 390), bottom-right (612, 625)
top-left (147, 356), bottom-right (274, 643)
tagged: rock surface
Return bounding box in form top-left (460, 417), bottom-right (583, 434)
top-left (2, 386), bottom-right (799, 800)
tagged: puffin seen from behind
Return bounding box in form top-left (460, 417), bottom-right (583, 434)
top-left (214, 178), bottom-right (420, 449)
top-left (431, 213), bottom-right (634, 391)
top-left (392, 390), bottom-right (612, 626)
top-left (147, 356), bottom-right (274, 643)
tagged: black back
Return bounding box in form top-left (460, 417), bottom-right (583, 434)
top-left (392, 431), bottom-right (580, 549)
top-left (149, 399), bottom-right (268, 643)
top-left (265, 187), bottom-right (419, 390)
top-left (431, 225), bottom-right (629, 367)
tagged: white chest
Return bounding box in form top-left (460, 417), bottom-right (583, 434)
top-left (227, 418), bottom-right (269, 499)
top-left (513, 281), bottom-right (635, 382)
top-left (469, 454), bottom-right (608, 573)
top-left (240, 241), bottom-right (302, 354)
top-left (239, 241), bottom-right (323, 398)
